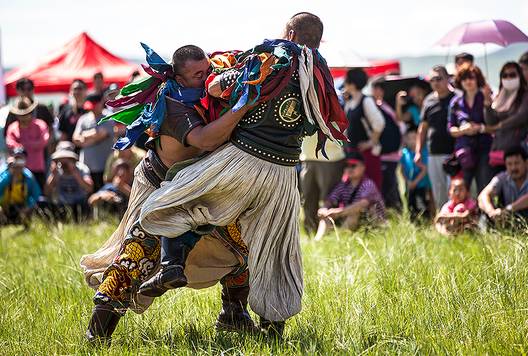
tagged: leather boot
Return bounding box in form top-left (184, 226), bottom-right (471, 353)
top-left (216, 284), bottom-right (257, 332)
top-left (138, 236), bottom-right (190, 297)
top-left (259, 317), bottom-right (286, 339)
top-left (85, 304), bottom-right (121, 344)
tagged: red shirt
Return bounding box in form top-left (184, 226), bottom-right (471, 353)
top-left (6, 119), bottom-right (49, 173)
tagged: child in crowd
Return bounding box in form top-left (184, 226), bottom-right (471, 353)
top-left (435, 177), bottom-right (478, 235)
top-left (400, 129), bottom-right (432, 219)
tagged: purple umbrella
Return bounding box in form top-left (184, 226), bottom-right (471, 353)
top-left (435, 20), bottom-right (528, 76)
top-left (436, 19), bottom-right (528, 47)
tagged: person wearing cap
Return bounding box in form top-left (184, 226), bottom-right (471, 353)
top-left (314, 152), bottom-right (386, 240)
top-left (0, 148), bottom-right (41, 227)
top-left (6, 97), bottom-right (50, 190)
top-left (73, 93), bottom-right (114, 191)
top-left (43, 141), bottom-right (93, 220)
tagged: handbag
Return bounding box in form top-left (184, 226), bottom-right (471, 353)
top-left (455, 147), bottom-right (476, 170)
top-left (488, 150), bottom-right (505, 167)
top-left (442, 154), bottom-right (461, 177)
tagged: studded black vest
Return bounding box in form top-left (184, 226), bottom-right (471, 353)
top-left (230, 70), bottom-right (310, 166)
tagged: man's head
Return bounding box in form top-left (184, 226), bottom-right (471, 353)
top-left (504, 146), bottom-right (528, 181)
top-left (344, 68), bottom-right (368, 93)
top-left (429, 65), bottom-right (450, 93)
top-left (171, 45), bottom-right (210, 89)
top-left (15, 78), bottom-right (35, 100)
top-left (344, 152), bottom-right (366, 180)
top-left (93, 72), bottom-right (105, 92)
top-left (408, 84), bottom-right (428, 107)
top-left (371, 79), bottom-right (385, 101)
top-left (519, 51), bottom-right (528, 83)
top-left (449, 177), bottom-right (469, 204)
top-left (7, 147), bottom-right (27, 176)
top-left (454, 52), bottom-right (474, 73)
top-left (282, 12), bottom-right (323, 48)
top-left (83, 93), bottom-right (104, 115)
top-left (70, 79), bottom-right (88, 103)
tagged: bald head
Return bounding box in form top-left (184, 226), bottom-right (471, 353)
top-left (283, 12), bottom-right (324, 48)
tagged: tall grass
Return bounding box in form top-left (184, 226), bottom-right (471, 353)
top-left (0, 218), bottom-right (527, 355)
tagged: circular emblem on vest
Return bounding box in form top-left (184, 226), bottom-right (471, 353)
top-left (278, 97), bottom-right (302, 123)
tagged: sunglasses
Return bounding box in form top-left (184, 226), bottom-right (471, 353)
top-left (430, 76), bottom-right (444, 82)
top-left (501, 72), bottom-right (518, 79)
top-left (461, 74), bottom-right (476, 81)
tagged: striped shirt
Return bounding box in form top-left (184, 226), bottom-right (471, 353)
top-left (325, 176), bottom-right (386, 221)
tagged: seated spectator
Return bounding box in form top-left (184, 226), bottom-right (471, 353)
top-left (314, 152), bottom-right (386, 240)
top-left (6, 97), bottom-right (50, 189)
top-left (42, 141), bottom-right (93, 221)
top-left (89, 159), bottom-right (133, 217)
top-left (103, 145), bottom-right (145, 183)
top-left (73, 93), bottom-right (114, 191)
top-left (483, 62), bottom-right (528, 172)
top-left (0, 148), bottom-right (41, 228)
top-left (400, 129), bottom-right (432, 219)
top-left (478, 146), bottom-right (528, 226)
top-left (435, 178), bottom-right (478, 236)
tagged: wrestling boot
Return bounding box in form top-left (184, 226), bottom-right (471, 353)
top-left (138, 236), bottom-right (190, 297)
top-left (85, 304), bottom-right (121, 345)
top-left (259, 317), bottom-right (286, 339)
top-left (216, 284), bottom-right (257, 332)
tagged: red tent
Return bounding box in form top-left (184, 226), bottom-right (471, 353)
top-left (5, 32), bottom-right (138, 97)
top-left (330, 59), bottom-right (401, 79)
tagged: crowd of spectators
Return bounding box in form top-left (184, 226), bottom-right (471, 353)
top-left (0, 72), bottom-right (144, 227)
top-left (1, 51), bottom-right (528, 238)
top-left (302, 50), bottom-right (528, 238)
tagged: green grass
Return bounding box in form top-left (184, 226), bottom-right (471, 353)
top-left (1, 217), bottom-right (528, 355)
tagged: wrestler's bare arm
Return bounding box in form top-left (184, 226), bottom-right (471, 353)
top-left (186, 105), bottom-right (250, 151)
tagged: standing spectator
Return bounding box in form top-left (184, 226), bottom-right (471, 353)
top-left (395, 83), bottom-right (428, 131)
top-left (73, 93), bottom-right (114, 191)
top-left (90, 72), bottom-right (107, 96)
top-left (43, 142), bottom-right (93, 221)
top-left (449, 64), bottom-right (494, 194)
top-left (454, 53), bottom-right (474, 75)
top-left (401, 129), bottom-right (431, 219)
top-left (58, 79), bottom-right (87, 141)
top-left (343, 68), bottom-right (385, 190)
top-left (6, 97), bottom-right (50, 189)
top-left (435, 177), bottom-right (478, 236)
top-left (416, 66), bottom-right (455, 209)
top-left (314, 152), bottom-right (386, 240)
top-left (3, 78), bottom-right (54, 139)
top-left (371, 79), bottom-right (403, 209)
top-left (483, 62), bottom-right (528, 171)
top-left (478, 146), bottom-right (528, 224)
top-left (0, 148), bottom-right (41, 227)
top-left (300, 133), bottom-right (345, 233)
top-left (518, 51), bottom-right (528, 83)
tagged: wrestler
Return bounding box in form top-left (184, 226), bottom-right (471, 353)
top-left (138, 12), bottom-right (349, 337)
top-left (81, 44), bottom-right (254, 343)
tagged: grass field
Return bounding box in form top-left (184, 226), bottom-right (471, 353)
top-left (1, 218), bottom-right (528, 355)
